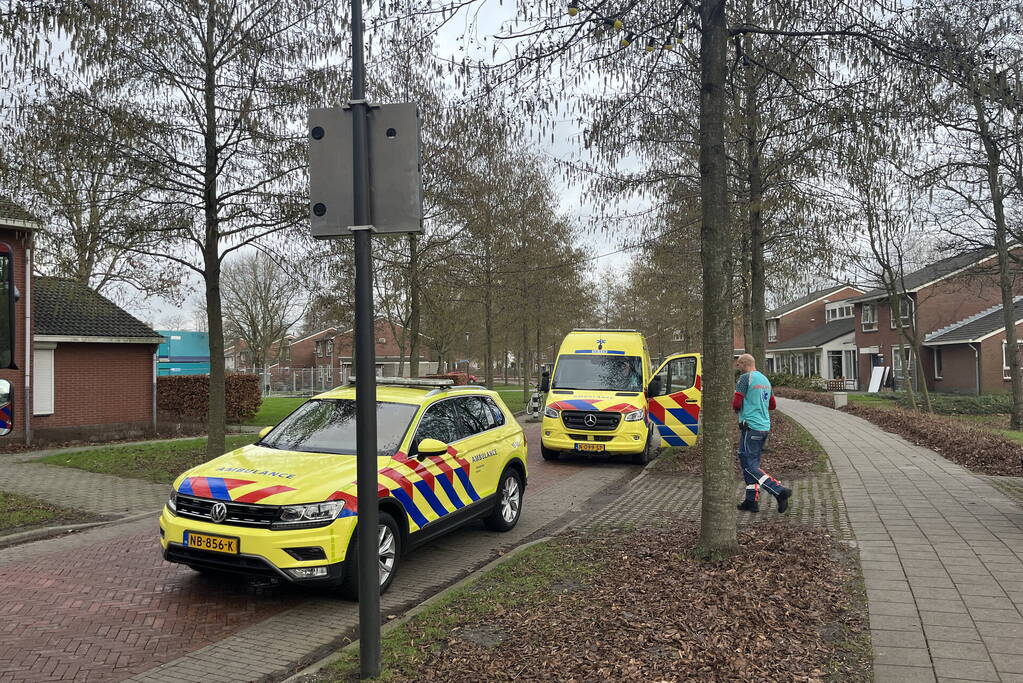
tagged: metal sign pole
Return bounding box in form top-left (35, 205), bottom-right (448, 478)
top-left (350, 0), bottom-right (381, 677)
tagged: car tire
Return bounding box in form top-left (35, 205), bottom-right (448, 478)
top-left (338, 511), bottom-right (401, 601)
top-left (540, 443), bottom-right (560, 461)
top-left (483, 467), bottom-right (523, 532)
top-left (632, 431), bottom-right (658, 466)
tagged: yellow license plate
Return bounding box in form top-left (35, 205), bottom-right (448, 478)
top-left (575, 443), bottom-right (605, 452)
top-left (185, 531), bottom-right (239, 554)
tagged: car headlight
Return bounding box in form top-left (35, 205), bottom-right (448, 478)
top-left (167, 488), bottom-right (177, 512)
top-left (543, 405), bottom-right (560, 419)
top-left (624, 409), bottom-right (645, 422)
top-left (277, 501), bottom-right (345, 526)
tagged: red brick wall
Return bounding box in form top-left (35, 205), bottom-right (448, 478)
top-left (332, 320), bottom-right (435, 367)
top-left (977, 322), bottom-right (1023, 393)
top-left (0, 227), bottom-right (31, 441)
top-left (931, 345), bottom-right (978, 394)
top-left (767, 286), bottom-right (862, 348)
top-left (289, 328), bottom-right (336, 368)
top-left (33, 343), bottom-right (156, 429)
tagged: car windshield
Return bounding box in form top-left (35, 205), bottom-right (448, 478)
top-left (552, 355), bottom-right (644, 392)
top-left (259, 399), bottom-right (418, 456)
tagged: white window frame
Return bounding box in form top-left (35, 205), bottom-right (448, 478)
top-left (891, 296), bottom-right (915, 330)
top-left (934, 347), bottom-right (943, 380)
top-left (1003, 341), bottom-right (1022, 380)
top-left (767, 319), bottom-right (778, 343)
top-left (34, 346), bottom-right (55, 416)
top-left (861, 303), bottom-right (877, 331)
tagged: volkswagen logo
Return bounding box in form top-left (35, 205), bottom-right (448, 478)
top-left (583, 413), bottom-right (598, 427)
top-left (210, 502), bottom-right (228, 523)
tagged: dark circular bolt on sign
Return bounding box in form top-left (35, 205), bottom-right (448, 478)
top-left (313, 203), bottom-right (327, 216)
top-left (311, 126), bottom-right (325, 139)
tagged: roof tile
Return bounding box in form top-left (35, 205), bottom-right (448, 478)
top-left (33, 277), bottom-right (163, 341)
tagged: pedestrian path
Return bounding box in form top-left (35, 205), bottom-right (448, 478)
top-left (779, 397), bottom-right (1023, 683)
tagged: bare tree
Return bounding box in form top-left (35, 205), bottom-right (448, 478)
top-left (222, 251), bottom-right (307, 369)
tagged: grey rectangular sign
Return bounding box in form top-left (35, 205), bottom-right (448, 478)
top-left (309, 103), bottom-right (424, 236)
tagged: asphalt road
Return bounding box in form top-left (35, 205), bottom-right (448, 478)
top-left (0, 419), bottom-right (638, 683)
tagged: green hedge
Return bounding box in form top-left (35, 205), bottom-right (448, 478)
top-left (157, 374), bottom-right (261, 423)
top-left (766, 373), bottom-right (825, 392)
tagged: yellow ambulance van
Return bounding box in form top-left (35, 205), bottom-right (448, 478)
top-left (539, 329), bottom-right (701, 465)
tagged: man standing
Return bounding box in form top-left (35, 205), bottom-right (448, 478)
top-left (732, 353), bottom-right (792, 513)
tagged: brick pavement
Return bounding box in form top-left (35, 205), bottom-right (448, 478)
top-left (780, 397), bottom-right (1023, 683)
top-left (0, 420), bottom-right (638, 682)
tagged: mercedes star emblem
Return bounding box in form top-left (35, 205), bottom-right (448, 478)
top-left (210, 502), bottom-right (228, 523)
top-left (584, 413), bottom-right (598, 427)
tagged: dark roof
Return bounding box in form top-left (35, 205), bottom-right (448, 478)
top-left (850, 248), bottom-right (997, 302)
top-left (0, 197), bottom-right (37, 226)
top-left (770, 318), bottom-right (856, 351)
top-left (768, 284), bottom-right (861, 319)
top-left (925, 298), bottom-right (1023, 345)
top-left (33, 277), bottom-right (163, 341)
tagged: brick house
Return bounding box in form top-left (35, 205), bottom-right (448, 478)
top-left (848, 248), bottom-right (1011, 392)
top-left (761, 284), bottom-right (864, 380)
top-left (286, 317), bottom-right (437, 384)
top-left (0, 199), bottom-right (164, 443)
top-left (32, 277), bottom-right (164, 442)
top-left (923, 298), bottom-right (1023, 394)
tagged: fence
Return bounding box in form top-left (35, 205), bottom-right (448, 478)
top-left (233, 367), bottom-right (347, 397)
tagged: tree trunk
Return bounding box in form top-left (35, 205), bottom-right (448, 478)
top-left (521, 312), bottom-right (529, 402)
top-left (976, 93), bottom-right (1023, 428)
top-left (408, 232), bottom-right (420, 378)
top-left (695, 0), bottom-right (739, 560)
top-left (203, 4), bottom-right (226, 459)
top-left (744, 56), bottom-right (767, 370)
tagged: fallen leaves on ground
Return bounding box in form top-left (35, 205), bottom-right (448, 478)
top-left (362, 521), bottom-right (868, 683)
top-left (652, 412), bottom-right (823, 477)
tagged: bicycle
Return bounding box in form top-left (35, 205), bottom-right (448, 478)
top-left (525, 383), bottom-right (545, 421)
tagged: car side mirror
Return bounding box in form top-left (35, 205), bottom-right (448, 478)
top-left (417, 438), bottom-right (449, 460)
top-left (647, 375), bottom-right (664, 398)
top-left (0, 378), bottom-right (12, 436)
top-left (258, 425), bottom-right (273, 439)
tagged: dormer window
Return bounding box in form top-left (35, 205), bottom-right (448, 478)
top-left (825, 302), bottom-right (854, 322)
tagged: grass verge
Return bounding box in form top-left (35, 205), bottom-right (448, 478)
top-left (318, 521), bottom-right (869, 682)
top-left (39, 434), bottom-right (259, 484)
top-left (0, 490), bottom-right (103, 536)
top-left (242, 396), bottom-right (307, 426)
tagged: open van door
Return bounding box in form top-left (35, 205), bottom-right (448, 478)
top-left (647, 353), bottom-right (702, 447)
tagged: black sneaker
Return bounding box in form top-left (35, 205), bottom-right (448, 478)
top-left (776, 488), bottom-right (792, 513)
top-left (737, 500), bottom-right (759, 513)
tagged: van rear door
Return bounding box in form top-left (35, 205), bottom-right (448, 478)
top-left (648, 353), bottom-right (702, 447)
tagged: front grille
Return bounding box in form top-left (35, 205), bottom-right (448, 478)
top-left (592, 435), bottom-right (614, 442)
top-left (561, 410), bottom-right (621, 431)
top-left (568, 433), bottom-right (588, 441)
top-left (166, 544), bottom-right (280, 577)
top-left (174, 494), bottom-right (279, 528)
top-left (285, 546), bottom-right (327, 561)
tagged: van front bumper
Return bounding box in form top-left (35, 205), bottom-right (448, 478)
top-left (540, 415), bottom-right (648, 455)
top-left (159, 505), bottom-right (355, 586)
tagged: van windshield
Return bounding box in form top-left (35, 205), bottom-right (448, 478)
top-left (259, 399), bottom-right (417, 456)
top-left (552, 355), bottom-right (644, 392)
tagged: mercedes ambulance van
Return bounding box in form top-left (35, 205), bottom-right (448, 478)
top-left (539, 329), bottom-right (702, 465)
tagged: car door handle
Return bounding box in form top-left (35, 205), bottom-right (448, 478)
top-left (685, 399), bottom-right (699, 404)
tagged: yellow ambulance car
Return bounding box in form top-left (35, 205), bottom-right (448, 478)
top-left (540, 328), bottom-right (701, 464)
top-left (160, 379), bottom-right (527, 598)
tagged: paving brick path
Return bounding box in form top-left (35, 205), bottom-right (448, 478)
top-left (0, 420), bottom-right (637, 682)
top-left (780, 397), bottom-right (1023, 683)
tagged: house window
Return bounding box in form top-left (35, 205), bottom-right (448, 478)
top-left (893, 347), bottom-right (913, 387)
top-left (843, 350), bottom-right (858, 381)
top-left (33, 347), bottom-right (55, 416)
top-left (1003, 341), bottom-right (1023, 380)
top-left (825, 302), bottom-right (854, 322)
top-left (890, 296), bottom-right (914, 329)
top-left (316, 341), bottom-right (322, 357)
top-left (934, 348), bottom-right (943, 380)
top-left (767, 319), bottom-right (778, 343)
top-left (861, 303), bottom-right (877, 332)
top-left (326, 340), bottom-right (334, 356)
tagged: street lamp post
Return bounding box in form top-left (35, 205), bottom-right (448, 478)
top-left (350, 0), bottom-right (381, 677)
top-left (464, 331), bottom-right (470, 379)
